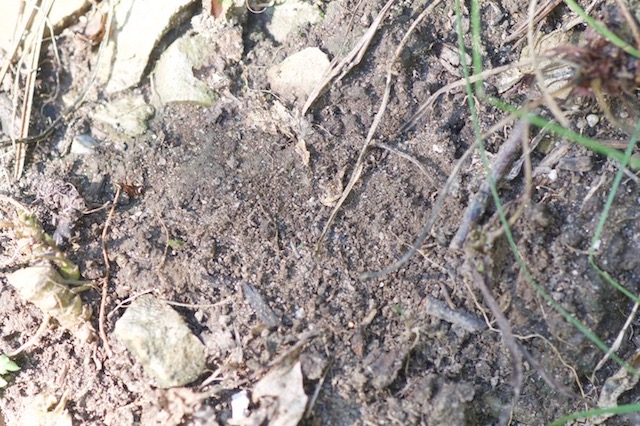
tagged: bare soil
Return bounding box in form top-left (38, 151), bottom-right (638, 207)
top-left (2, 1), bottom-right (640, 425)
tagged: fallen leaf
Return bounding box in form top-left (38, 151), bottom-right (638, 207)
top-left (251, 361), bottom-right (308, 426)
top-left (295, 138), bottom-right (310, 166)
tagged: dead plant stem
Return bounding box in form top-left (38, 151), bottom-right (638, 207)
top-left (450, 119), bottom-right (529, 249)
top-left (466, 257), bottom-right (522, 426)
top-left (361, 141), bottom-right (475, 279)
top-left (315, 0), bottom-right (442, 255)
top-left (98, 185), bottom-right (121, 358)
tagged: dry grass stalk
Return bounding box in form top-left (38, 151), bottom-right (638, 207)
top-left (301, 0), bottom-right (396, 117)
top-left (12, 0), bottom-right (54, 180)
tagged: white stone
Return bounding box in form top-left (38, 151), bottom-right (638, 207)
top-left (153, 34), bottom-right (219, 106)
top-left (231, 390), bottom-right (250, 421)
top-left (267, 47), bottom-right (330, 104)
top-left (114, 295), bottom-right (206, 388)
top-left (92, 95), bottom-right (154, 137)
top-left (586, 114), bottom-right (599, 127)
top-left (267, 0), bottom-right (322, 43)
top-left (105, 0), bottom-right (196, 93)
top-left (71, 134), bottom-right (99, 155)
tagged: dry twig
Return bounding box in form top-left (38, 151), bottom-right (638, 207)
top-left (301, 0), bottom-right (396, 117)
top-left (449, 119), bottom-right (529, 249)
top-left (465, 257), bottom-right (523, 426)
top-left (0, 0), bottom-right (114, 149)
top-left (361, 141), bottom-right (476, 279)
top-left (12, 0), bottom-right (54, 179)
top-left (315, 0), bottom-right (442, 254)
top-left (98, 185), bottom-right (122, 358)
top-left (503, 0), bottom-right (563, 44)
top-left (591, 301), bottom-right (639, 381)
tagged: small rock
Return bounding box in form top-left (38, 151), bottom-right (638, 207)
top-left (231, 390), bottom-right (250, 422)
top-left (364, 346), bottom-right (411, 390)
top-left (586, 114), bottom-right (599, 127)
top-left (267, 47), bottom-right (330, 104)
top-left (92, 95), bottom-right (154, 138)
top-left (71, 134), bottom-right (99, 155)
top-left (266, 0), bottom-right (322, 43)
top-left (114, 295), bottom-right (206, 388)
top-left (300, 352), bottom-right (327, 380)
top-left (557, 156), bottom-right (593, 172)
top-left (153, 33), bottom-right (220, 106)
top-left (104, 0), bottom-right (197, 93)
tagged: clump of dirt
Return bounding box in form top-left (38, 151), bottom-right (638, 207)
top-left (2, 1), bottom-right (640, 425)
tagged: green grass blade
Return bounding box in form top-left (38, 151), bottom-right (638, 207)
top-left (588, 121), bottom-right (640, 304)
top-left (455, 0), bottom-right (640, 423)
top-left (457, 0), bottom-right (637, 389)
top-left (490, 99), bottom-right (640, 169)
top-left (549, 403), bottom-right (640, 426)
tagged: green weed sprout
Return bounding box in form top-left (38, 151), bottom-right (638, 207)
top-left (0, 354), bottom-right (20, 388)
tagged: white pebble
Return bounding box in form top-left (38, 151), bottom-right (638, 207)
top-left (586, 114), bottom-right (599, 127)
top-left (71, 134), bottom-right (99, 155)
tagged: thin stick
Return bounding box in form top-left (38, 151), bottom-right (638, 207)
top-left (0, 0), bottom-right (114, 148)
top-left (518, 341), bottom-right (591, 403)
top-left (157, 218), bottom-right (170, 269)
top-left (163, 298), bottom-right (234, 309)
top-left (591, 301), bottom-right (639, 381)
top-left (612, 0), bottom-right (640, 51)
top-left (360, 141), bottom-right (475, 279)
top-left (483, 123), bottom-right (534, 244)
top-left (371, 142), bottom-right (437, 185)
top-left (503, 0), bottom-right (562, 44)
top-left (301, 0), bottom-right (396, 117)
top-left (304, 359), bottom-right (333, 419)
top-left (7, 315), bottom-right (50, 357)
top-left (562, 0), bottom-right (603, 32)
top-left (400, 59), bottom-right (537, 132)
top-left (98, 185), bottom-right (121, 358)
top-left (13, 0), bottom-right (53, 179)
top-left (267, 329), bottom-right (322, 368)
top-left (0, 0), bottom-right (37, 87)
top-left (466, 258), bottom-right (523, 426)
top-left (449, 119), bottom-right (528, 250)
top-left (527, 0), bottom-right (570, 129)
top-left (106, 289), bottom-right (155, 319)
top-left (422, 296), bottom-right (486, 332)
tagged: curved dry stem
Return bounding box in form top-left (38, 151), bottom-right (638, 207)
top-left (504, 0), bottom-right (563, 44)
top-left (401, 59), bottom-right (536, 132)
top-left (98, 185), bottom-right (121, 358)
top-left (612, 0), bottom-right (640, 50)
top-left (591, 78), bottom-right (635, 135)
top-left (465, 257), bottom-right (523, 426)
top-left (360, 142), bottom-right (475, 279)
top-left (7, 315), bottom-right (50, 357)
top-left (301, 0), bottom-right (396, 117)
top-left (370, 142), bottom-right (437, 185)
top-left (314, 0), bottom-right (442, 255)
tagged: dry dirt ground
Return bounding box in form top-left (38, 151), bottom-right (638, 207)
top-left (2, 0), bottom-right (640, 425)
